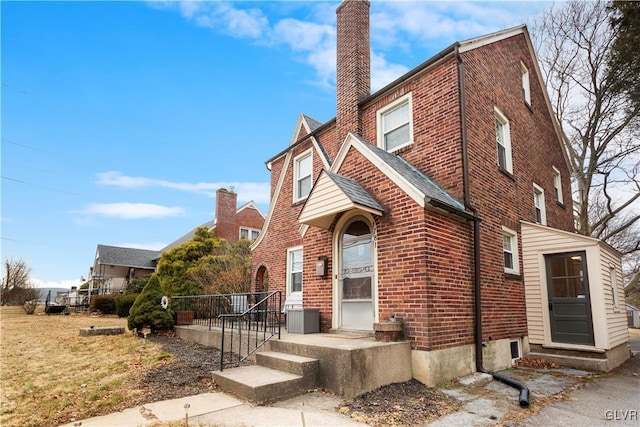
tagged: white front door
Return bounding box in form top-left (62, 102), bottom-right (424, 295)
top-left (338, 217), bottom-right (375, 330)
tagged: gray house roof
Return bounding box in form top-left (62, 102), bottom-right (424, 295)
top-left (161, 219), bottom-right (216, 253)
top-left (324, 170), bottom-right (384, 213)
top-left (96, 245), bottom-right (160, 269)
top-left (302, 114), bottom-right (324, 132)
top-left (352, 134), bottom-right (467, 214)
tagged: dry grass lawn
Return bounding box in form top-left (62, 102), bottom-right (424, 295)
top-left (0, 305), bottom-right (170, 427)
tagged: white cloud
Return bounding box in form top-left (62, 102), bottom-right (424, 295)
top-left (96, 171), bottom-right (271, 204)
top-left (80, 203), bottom-right (185, 219)
top-left (151, 1), bottom-right (545, 97)
top-left (30, 277), bottom-right (84, 289)
top-left (371, 52), bottom-right (410, 92)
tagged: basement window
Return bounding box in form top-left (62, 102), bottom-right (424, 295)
top-left (510, 339), bottom-right (522, 363)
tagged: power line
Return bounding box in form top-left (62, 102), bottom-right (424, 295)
top-left (1, 175), bottom-right (82, 196)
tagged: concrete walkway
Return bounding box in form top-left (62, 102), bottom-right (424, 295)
top-left (61, 344), bottom-right (640, 427)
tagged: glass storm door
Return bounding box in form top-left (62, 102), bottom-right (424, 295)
top-left (339, 219), bottom-right (375, 330)
top-left (545, 252), bottom-right (595, 345)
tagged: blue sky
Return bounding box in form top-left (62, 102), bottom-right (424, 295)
top-left (1, 0), bottom-right (551, 288)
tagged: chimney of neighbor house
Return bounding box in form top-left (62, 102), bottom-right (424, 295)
top-left (215, 187), bottom-right (238, 242)
top-left (336, 0), bottom-right (371, 145)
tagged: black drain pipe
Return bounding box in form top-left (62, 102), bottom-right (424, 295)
top-left (455, 45), bottom-right (530, 409)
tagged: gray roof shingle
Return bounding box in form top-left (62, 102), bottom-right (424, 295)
top-left (324, 170), bottom-right (384, 213)
top-left (352, 134), bottom-right (466, 213)
top-left (96, 245), bottom-right (161, 269)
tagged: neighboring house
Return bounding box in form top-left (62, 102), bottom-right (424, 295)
top-left (89, 188), bottom-right (265, 295)
top-left (90, 245), bottom-right (160, 294)
top-left (162, 187), bottom-right (265, 251)
top-left (628, 304), bottom-right (640, 329)
top-left (251, 0), bottom-right (628, 386)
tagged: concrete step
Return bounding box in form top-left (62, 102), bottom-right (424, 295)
top-left (213, 365), bottom-right (310, 405)
top-left (256, 351), bottom-right (320, 380)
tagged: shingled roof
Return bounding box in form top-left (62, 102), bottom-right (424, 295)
top-left (96, 245), bottom-right (160, 269)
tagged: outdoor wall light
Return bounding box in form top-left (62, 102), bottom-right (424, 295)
top-left (315, 256), bottom-right (328, 277)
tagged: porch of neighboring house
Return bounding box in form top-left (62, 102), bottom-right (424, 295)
top-left (170, 293), bottom-right (411, 404)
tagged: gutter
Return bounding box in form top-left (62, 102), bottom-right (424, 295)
top-left (455, 44), bottom-right (530, 409)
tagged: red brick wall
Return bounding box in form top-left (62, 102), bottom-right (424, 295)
top-left (251, 139), bottom-right (317, 295)
top-left (215, 188), bottom-right (238, 242)
top-left (236, 207), bottom-right (264, 231)
top-left (460, 34), bottom-right (575, 341)
top-left (336, 0), bottom-right (370, 146)
top-left (360, 57), bottom-right (465, 201)
top-left (253, 20), bottom-right (574, 352)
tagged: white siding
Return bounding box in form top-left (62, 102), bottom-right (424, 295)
top-left (601, 245), bottom-right (628, 348)
top-left (299, 173), bottom-right (352, 222)
top-left (521, 222), bottom-right (626, 350)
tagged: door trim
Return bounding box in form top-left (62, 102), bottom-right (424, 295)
top-left (332, 211), bottom-right (378, 330)
top-left (544, 251), bottom-right (595, 346)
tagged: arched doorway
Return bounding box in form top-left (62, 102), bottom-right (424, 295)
top-left (334, 214), bottom-right (376, 331)
top-left (255, 266), bottom-right (268, 293)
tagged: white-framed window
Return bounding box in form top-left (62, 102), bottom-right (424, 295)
top-left (239, 227), bottom-right (260, 241)
top-left (553, 166), bottom-right (563, 204)
top-left (609, 265), bottom-right (620, 310)
top-left (502, 226), bottom-right (519, 275)
top-left (286, 246), bottom-right (303, 294)
top-left (377, 93), bottom-right (413, 152)
top-left (293, 149), bottom-right (312, 202)
top-left (521, 61), bottom-right (531, 106)
top-left (533, 183), bottom-right (546, 225)
top-left (494, 107), bottom-right (513, 173)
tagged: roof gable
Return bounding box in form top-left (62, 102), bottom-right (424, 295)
top-left (299, 169), bottom-right (384, 229)
top-left (333, 133), bottom-right (468, 216)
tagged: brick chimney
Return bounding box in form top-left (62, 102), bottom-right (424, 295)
top-left (215, 187), bottom-right (238, 242)
top-left (336, 0), bottom-right (370, 145)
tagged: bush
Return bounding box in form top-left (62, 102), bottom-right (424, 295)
top-left (126, 276), bottom-right (151, 295)
top-left (92, 295), bottom-right (116, 314)
top-left (115, 294), bottom-right (138, 318)
top-left (128, 275), bottom-right (173, 332)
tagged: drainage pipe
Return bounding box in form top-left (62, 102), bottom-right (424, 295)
top-left (455, 45), bottom-right (530, 409)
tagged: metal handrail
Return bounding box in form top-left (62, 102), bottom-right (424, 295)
top-left (170, 292), bottom-right (282, 371)
top-left (219, 291), bottom-right (282, 371)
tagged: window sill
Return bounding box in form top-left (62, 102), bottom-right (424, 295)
top-left (292, 199), bottom-right (307, 208)
top-left (524, 101), bottom-right (533, 113)
top-left (505, 273), bottom-right (523, 281)
top-left (555, 200), bottom-right (566, 209)
top-left (498, 167), bottom-right (515, 181)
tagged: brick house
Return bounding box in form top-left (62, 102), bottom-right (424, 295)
top-left (91, 188), bottom-right (264, 295)
top-left (163, 187), bottom-right (265, 251)
top-left (251, 0), bottom-right (628, 385)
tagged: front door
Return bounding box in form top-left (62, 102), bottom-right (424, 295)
top-left (545, 252), bottom-right (594, 345)
top-left (339, 218), bottom-right (375, 330)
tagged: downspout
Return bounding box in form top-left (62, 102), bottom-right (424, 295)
top-left (455, 45), bottom-right (530, 408)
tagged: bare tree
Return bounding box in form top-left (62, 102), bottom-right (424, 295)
top-left (533, 1), bottom-right (640, 299)
top-left (1, 258), bottom-right (39, 306)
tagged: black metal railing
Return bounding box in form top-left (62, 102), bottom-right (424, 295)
top-left (170, 291), bottom-right (282, 371)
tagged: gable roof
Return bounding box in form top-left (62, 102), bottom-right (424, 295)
top-left (95, 245), bottom-right (160, 269)
top-left (298, 133), bottom-right (471, 230)
top-left (334, 133), bottom-right (469, 217)
top-left (161, 219), bottom-right (216, 252)
top-left (299, 169), bottom-right (384, 229)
